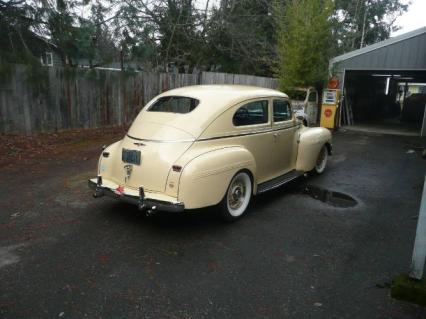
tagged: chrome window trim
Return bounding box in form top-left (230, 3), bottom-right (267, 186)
top-left (197, 124), bottom-right (300, 142)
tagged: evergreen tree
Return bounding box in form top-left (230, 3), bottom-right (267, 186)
top-left (0, 0), bottom-right (412, 74)
top-left (331, 0), bottom-right (409, 54)
top-left (274, 0), bottom-right (333, 90)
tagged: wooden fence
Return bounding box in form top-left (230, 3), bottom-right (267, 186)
top-left (0, 64), bottom-right (279, 134)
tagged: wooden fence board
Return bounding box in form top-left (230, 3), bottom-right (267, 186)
top-left (0, 64), bottom-right (280, 134)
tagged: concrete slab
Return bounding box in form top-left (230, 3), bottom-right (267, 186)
top-left (342, 123), bottom-right (420, 136)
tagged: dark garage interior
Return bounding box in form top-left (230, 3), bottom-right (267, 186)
top-left (330, 26), bottom-right (426, 136)
top-left (343, 70), bottom-right (426, 135)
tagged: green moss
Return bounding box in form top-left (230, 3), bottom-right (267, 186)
top-left (391, 273), bottom-right (426, 307)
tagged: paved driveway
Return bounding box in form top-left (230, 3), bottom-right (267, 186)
top-left (0, 131), bottom-right (425, 318)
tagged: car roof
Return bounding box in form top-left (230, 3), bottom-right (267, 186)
top-left (131, 85), bottom-right (289, 139)
top-left (159, 85), bottom-right (288, 102)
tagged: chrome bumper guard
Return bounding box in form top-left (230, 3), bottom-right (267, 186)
top-left (88, 178), bottom-right (185, 213)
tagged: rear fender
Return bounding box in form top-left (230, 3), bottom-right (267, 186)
top-left (177, 147), bottom-right (256, 209)
top-left (97, 140), bottom-right (122, 177)
top-left (296, 127), bottom-right (332, 172)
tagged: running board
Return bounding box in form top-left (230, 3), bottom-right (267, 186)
top-left (257, 170), bottom-right (304, 194)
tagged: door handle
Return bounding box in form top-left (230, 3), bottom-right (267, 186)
top-left (273, 133), bottom-right (279, 138)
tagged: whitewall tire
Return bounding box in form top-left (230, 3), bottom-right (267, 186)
top-left (314, 145), bottom-right (328, 174)
top-left (220, 171), bottom-right (252, 221)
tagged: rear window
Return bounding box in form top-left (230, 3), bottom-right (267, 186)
top-left (148, 96), bottom-right (199, 114)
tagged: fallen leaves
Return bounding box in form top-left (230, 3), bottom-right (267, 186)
top-left (97, 253), bottom-right (111, 264)
top-left (0, 126), bottom-right (128, 171)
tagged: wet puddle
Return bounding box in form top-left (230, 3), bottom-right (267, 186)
top-left (299, 184), bottom-right (358, 208)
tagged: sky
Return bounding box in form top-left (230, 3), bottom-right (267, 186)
top-left (391, 0), bottom-right (426, 36)
top-left (197, 0), bottom-right (424, 38)
top-left (79, 0), bottom-right (423, 39)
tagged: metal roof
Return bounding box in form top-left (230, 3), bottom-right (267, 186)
top-left (330, 26), bottom-right (426, 71)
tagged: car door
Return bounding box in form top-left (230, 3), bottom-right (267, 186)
top-left (270, 99), bottom-right (299, 176)
top-left (307, 90), bottom-right (319, 125)
top-left (231, 99), bottom-right (275, 183)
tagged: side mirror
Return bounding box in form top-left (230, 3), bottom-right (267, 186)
top-left (295, 114), bottom-right (305, 121)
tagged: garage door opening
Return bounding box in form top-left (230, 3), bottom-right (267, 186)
top-left (341, 70), bottom-right (426, 136)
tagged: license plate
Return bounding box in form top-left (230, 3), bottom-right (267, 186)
top-left (122, 149), bottom-right (141, 165)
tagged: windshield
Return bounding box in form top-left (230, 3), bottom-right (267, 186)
top-left (148, 96), bottom-right (200, 114)
top-left (286, 89), bottom-right (307, 101)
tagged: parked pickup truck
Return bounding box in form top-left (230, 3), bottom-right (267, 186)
top-left (287, 87), bottom-right (319, 126)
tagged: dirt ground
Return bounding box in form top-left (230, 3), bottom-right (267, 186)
top-left (0, 128), bottom-right (426, 318)
top-left (0, 126), bottom-right (128, 171)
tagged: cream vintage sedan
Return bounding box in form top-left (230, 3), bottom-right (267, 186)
top-left (89, 85), bottom-right (332, 220)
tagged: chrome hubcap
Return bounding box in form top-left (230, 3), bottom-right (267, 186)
top-left (228, 180), bottom-right (246, 210)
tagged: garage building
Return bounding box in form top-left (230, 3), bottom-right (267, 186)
top-left (329, 26), bottom-right (426, 136)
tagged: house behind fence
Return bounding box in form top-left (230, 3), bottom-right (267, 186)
top-left (0, 64), bottom-right (279, 135)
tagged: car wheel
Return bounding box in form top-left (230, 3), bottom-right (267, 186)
top-left (220, 171), bottom-right (252, 221)
top-left (303, 119), bottom-right (308, 126)
top-left (313, 145), bottom-right (328, 174)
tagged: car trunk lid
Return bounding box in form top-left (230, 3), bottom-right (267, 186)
top-left (113, 134), bottom-right (193, 192)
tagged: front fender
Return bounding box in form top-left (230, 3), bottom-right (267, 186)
top-left (177, 147), bottom-right (256, 209)
top-left (296, 127), bottom-right (332, 172)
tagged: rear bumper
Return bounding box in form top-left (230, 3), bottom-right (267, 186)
top-left (88, 179), bottom-right (185, 213)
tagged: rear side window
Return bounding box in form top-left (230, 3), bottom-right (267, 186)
top-left (273, 100), bottom-right (292, 122)
top-left (148, 96), bottom-right (199, 114)
top-left (233, 100), bottom-right (269, 126)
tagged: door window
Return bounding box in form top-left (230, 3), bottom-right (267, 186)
top-left (233, 100), bottom-right (269, 126)
top-left (273, 100), bottom-right (292, 122)
top-left (308, 92), bottom-right (317, 102)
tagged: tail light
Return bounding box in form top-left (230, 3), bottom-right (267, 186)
top-left (172, 165), bottom-right (182, 172)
